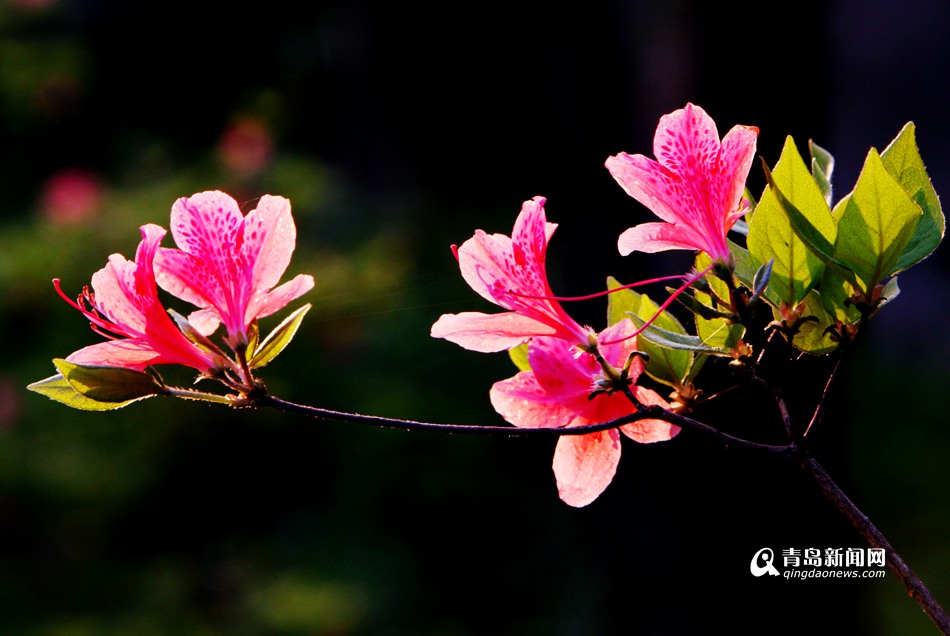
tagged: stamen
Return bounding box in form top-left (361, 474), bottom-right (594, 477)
top-left (507, 273), bottom-right (690, 302)
top-left (600, 264), bottom-right (716, 346)
top-left (89, 323), bottom-right (120, 341)
top-left (52, 278), bottom-right (84, 312)
top-left (54, 278), bottom-right (128, 339)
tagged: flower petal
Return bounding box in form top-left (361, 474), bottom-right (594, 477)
top-left (155, 191), bottom-right (313, 343)
top-left (90, 254), bottom-right (145, 333)
top-left (246, 273), bottom-right (315, 324)
top-left (527, 336), bottom-right (598, 404)
top-left (168, 192), bottom-right (244, 302)
top-left (65, 340), bottom-right (163, 371)
top-left (610, 103), bottom-right (758, 263)
top-left (605, 153), bottom-right (686, 226)
top-left (617, 222), bottom-right (707, 256)
top-left (719, 123), bottom-right (760, 228)
top-left (448, 197), bottom-right (588, 347)
top-left (430, 311), bottom-right (557, 353)
top-left (187, 308), bottom-right (222, 337)
top-left (243, 195), bottom-right (297, 295)
top-left (489, 369), bottom-right (578, 429)
top-left (153, 249), bottom-right (211, 313)
top-left (653, 103), bottom-right (721, 175)
top-left (620, 386), bottom-right (679, 443)
top-left (552, 430), bottom-right (622, 507)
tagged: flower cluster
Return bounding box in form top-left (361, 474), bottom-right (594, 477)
top-left (432, 104), bottom-right (760, 506)
top-left (52, 191), bottom-right (313, 391)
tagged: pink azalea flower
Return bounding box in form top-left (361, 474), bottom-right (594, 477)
top-left (430, 196), bottom-right (592, 353)
top-left (56, 224), bottom-right (223, 374)
top-left (490, 320), bottom-right (678, 507)
top-left (153, 191), bottom-right (315, 347)
top-left (606, 103), bottom-right (758, 264)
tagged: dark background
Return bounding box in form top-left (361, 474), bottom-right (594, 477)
top-left (1, 0), bottom-right (948, 634)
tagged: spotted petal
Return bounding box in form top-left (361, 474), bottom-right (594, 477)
top-left (552, 430), bottom-right (622, 508)
top-left (433, 196), bottom-right (589, 350)
top-left (608, 103), bottom-right (758, 263)
top-left (61, 224), bottom-right (221, 374)
top-left (155, 191), bottom-right (314, 343)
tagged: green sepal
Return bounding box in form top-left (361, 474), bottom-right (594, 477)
top-left (27, 373), bottom-right (157, 411)
top-left (834, 148), bottom-right (921, 297)
top-left (508, 342), bottom-right (531, 372)
top-left (809, 139), bottom-right (835, 207)
top-left (245, 320), bottom-right (261, 360)
top-left (880, 122), bottom-right (945, 273)
top-left (877, 277), bottom-right (901, 314)
top-left (248, 304), bottom-right (311, 369)
top-left (607, 277), bottom-right (693, 388)
top-left (751, 259), bottom-right (774, 303)
top-left (168, 309), bottom-right (224, 356)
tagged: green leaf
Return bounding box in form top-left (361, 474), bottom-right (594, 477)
top-left (835, 149), bottom-right (922, 296)
top-left (52, 358), bottom-right (164, 402)
top-left (627, 314), bottom-right (731, 355)
top-left (749, 137), bottom-right (836, 307)
top-left (880, 122), bottom-right (945, 272)
top-left (607, 277), bottom-right (693, 388)
top-left (27, 373), bottom-right (157, 411)
top-left (819, 267), bottom-right (862, 324)
top-left (248, 304), bottom-right (311, 369)
top-left (762, 161), bottom-right (858, 288)
top-left (726, 240), bottom-right (760, 290)
top-left (696, 315), bottom-right (744, 351)
top-left (508, 342), bottom-right (531, 372)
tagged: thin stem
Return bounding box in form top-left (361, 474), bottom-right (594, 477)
top-left (165, 386), bottom-right (234, 405)
top-left (803, 354), bottom-right (843, 438)
top-left (749, 374), bottom-right (793, 440)
top-left (235, 344), bottom-right (255, 387)
top-left (257, 394), bottom-right (788, 453)
top-left (795, 450), bottom-right (950, 634)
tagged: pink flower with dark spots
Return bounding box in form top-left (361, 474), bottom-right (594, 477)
top-left (56, 224), bottom-right (223, 374)
top-left (153, 191), bottom-right (314, 347)
top-left (606, 103), bottom-right (758, 264)
top-left (431, 196), bottom-right (592, 353)
top-left (489, 320), bottom-right (678, 507)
